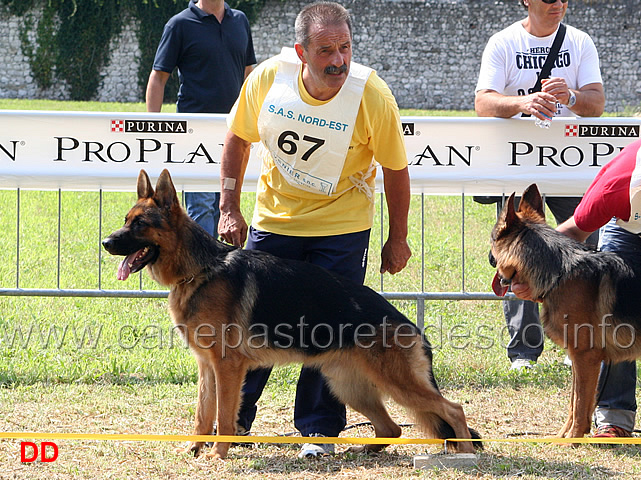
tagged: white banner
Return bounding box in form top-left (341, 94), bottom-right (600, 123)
top-left (0, 110), bottom-right (639, 195)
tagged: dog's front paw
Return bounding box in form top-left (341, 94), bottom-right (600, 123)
top-left (175, 441), bottom-right (204, 457)
top-left (346, 444), bottom-right (385, 455)
top-left (204, 442), bottom-right (229, 460)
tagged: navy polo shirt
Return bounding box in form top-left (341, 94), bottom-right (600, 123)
top-left (152, 1), bottom-right (256, 113)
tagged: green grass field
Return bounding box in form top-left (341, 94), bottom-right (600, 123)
top-left (1, 100), bottom-right (640, 479)
top-left (0, 99), bottom-right (516, 387)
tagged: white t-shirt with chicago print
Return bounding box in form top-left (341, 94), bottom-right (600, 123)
top-left (476, 21), bottom-right (602, 117)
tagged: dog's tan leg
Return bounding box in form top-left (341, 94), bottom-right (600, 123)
top-left (375, 350), bottom-right (475, 453)
top-left (205, 355), bottom-right (248, 460)
top-left (322, 362), bottom-right (401, 454)
top-left (410, 397), bottom-right (475, 453)
top-left (557, 374), bottom-right (575, 438)
top-left (561, 306), bottom-right (607, 440)
top-left (568, 352), bottom-right (602, 438)
top-left (177, 353), bottom-right (217, 457)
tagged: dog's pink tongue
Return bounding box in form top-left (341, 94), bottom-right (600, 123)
top-left (492, 272), bottom-right (508, 297)
top-left (117, 254), bottom-right (135, 281)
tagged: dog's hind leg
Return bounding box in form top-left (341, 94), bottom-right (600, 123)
top-left (320, 361), bottom-right (401, 454)
top-left (177, 353), bottom-right (217, 457)
top-left (371, 348), bottom-right (476, 453)
top-left (405, 396), bottom-right (476, 453)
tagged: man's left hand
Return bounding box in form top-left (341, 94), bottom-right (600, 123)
top-left (541, 77), bottom-right (571, 106)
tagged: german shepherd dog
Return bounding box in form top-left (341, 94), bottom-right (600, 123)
top-left (490, 183), bottom-right (641, 439)
top-left (102, 169), bottom-right (481, 459)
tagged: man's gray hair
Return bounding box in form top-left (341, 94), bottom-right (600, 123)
top-left (295, 2), bottom-right (353, 48)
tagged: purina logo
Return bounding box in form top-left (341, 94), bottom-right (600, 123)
top-left (565, 124), bottom-right (639, 138)
top-left (110, 120), bottom-right (188, 134)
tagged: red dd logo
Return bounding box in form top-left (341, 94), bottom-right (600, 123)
top-left (20, 441), bottom-right (59, 462)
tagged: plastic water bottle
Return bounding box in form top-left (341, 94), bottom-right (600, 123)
top-left (535, 113), bottom-right (552, 129)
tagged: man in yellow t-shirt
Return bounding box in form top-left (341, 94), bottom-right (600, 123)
top-left (218, 1), bottom-right (411, 458)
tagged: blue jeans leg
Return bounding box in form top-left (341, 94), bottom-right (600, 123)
top-left (237, 228), bottom-right (370, 436)
top-left (593, 220), bottom-right (640, 430)
top-left (184, 192), bottom-right (220, 238)
top-left (595, 361), bottom-right (637, 431)
top-left (503, 297), bottom-right (543, 362)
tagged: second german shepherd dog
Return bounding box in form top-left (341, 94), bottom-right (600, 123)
top-left (490, 183), bottom-right (641, 439)
top-left (102, 169), bottom-right (481, 459)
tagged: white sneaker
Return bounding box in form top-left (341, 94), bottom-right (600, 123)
top-left (510, 358), bottom-right (535, 371)
top-left (298, 434), bottom-right (335, 458)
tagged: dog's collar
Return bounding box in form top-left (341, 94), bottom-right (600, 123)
top-left (175, 274), bottom-right (195, 286)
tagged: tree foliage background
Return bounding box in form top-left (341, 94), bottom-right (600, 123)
top-left (0, 0), bottom-right (267, 101)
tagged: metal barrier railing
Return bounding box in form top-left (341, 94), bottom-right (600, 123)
top-left (0, 189), bottom-right (513, 331)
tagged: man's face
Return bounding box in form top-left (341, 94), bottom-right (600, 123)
top-left (295, 22), bottom-right (352, 101)
top-left (528, 0), bottom-right (568, 26)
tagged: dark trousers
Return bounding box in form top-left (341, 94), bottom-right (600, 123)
top-left (236, 227), bottom-right (371, 436)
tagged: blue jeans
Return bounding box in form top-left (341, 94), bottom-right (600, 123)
top-left (594, 219), bottom-right (641, 431)
top-left (184, 192), bottom-right (220, 238)
top-left (237, 227), bottom-right (371, 437)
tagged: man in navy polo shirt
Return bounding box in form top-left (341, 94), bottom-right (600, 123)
top-left (146, 0), bottom-right (256, 238)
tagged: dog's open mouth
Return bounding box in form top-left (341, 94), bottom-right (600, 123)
top-left (117, 246), bottom-right (157, 281)
top-left (491, 272), bottom-right (511, 297)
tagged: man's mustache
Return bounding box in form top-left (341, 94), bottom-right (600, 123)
top-left (324, 64), bottom-right (348, 75)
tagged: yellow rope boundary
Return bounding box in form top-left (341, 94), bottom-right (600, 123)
top-left (1, 432), bottom-right (640, 445)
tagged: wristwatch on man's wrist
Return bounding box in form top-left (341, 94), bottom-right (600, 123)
top-left (567, 90), bottom-right (577, 108)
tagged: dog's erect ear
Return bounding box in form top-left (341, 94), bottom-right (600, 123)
top-left (137, 170), bottom-right (154, 199)
top-left (153, 169), bottom-right (179, 209)
top-left (504, 193), bottom-right (520, 229)
top-left (494, 192), bottom-right (521, 239)
top-left (518, 183), bottom-right (545, 221)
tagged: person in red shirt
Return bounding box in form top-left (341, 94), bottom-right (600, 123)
top-left (512, 138), bottom-right (641, 438)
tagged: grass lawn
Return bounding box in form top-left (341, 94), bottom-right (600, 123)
top-left (0, 100), bottom-right (640, 479)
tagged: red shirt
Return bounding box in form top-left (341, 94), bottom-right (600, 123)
top-left (574, 139), bottom-right (641, 232)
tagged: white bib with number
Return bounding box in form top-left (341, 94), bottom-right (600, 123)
top-left (257, 47), bottom-right (372, 195)
top-left (617, 145), bottom-right (641, 233)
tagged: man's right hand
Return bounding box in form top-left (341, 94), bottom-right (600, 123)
top-left (520, 91), bottom-right (558, 121)
top-left (218, 131), bottom-right (252, 247)
top-left (218, 209), bottom-right (248, 247)
top-left (510, 279), bottom-right (542, 303)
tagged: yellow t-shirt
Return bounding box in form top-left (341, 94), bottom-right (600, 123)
top-left (228, 57), bottom-right (408, 237)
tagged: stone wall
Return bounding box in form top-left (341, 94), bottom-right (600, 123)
top-left (1, 0), bottom-right (640, 112)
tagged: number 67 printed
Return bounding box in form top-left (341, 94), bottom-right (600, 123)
top-left (278, 130), bottom-right (325, 161)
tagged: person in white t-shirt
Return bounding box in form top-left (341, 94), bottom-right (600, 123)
top-left (475, 0), bottom-right (605, 371)
top-left (476, 0), bottom-right (604, 121)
